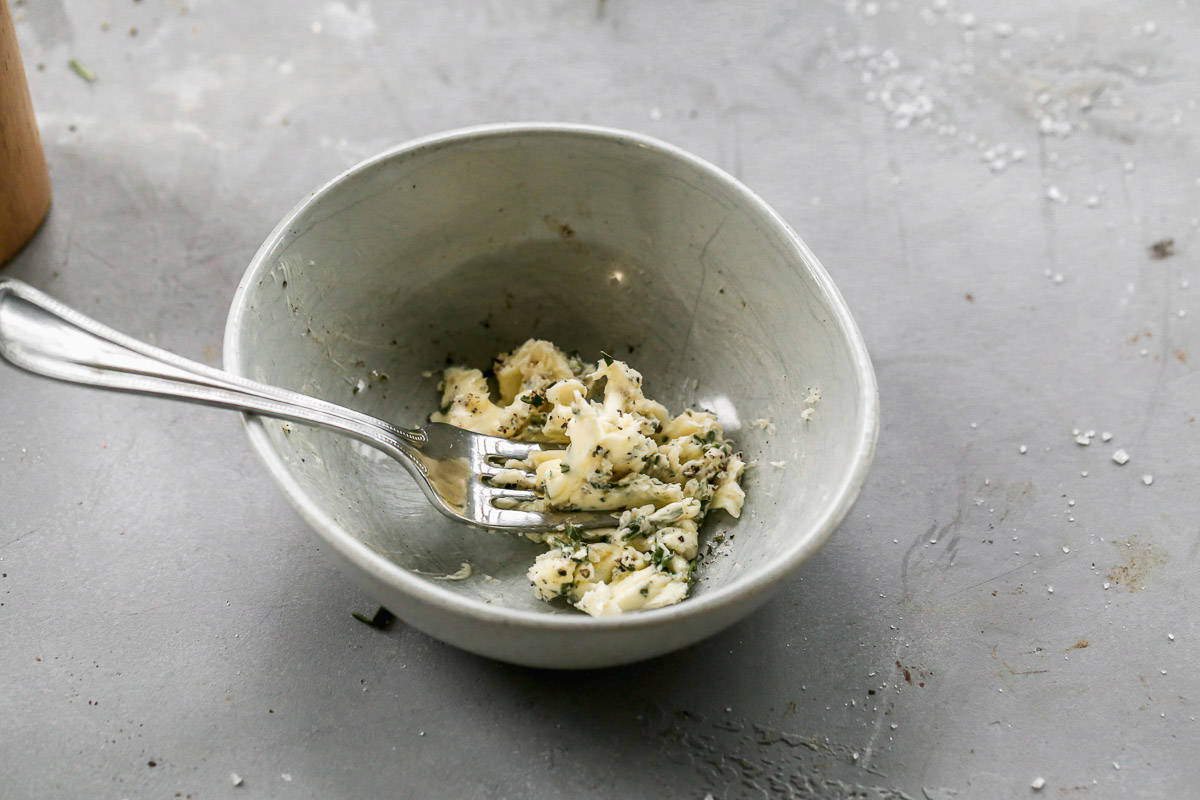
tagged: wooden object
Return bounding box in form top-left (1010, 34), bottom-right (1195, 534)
top-left (0, 0), bottom-right (51, 264)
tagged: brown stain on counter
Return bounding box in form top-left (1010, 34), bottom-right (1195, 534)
top-left (895, 661), bottom-right (930, 687)
top-left (1106, 535), bottom-right (1168, 592)
top-left (991, 644), bottom-right (1051, 677)
top-left (1003, 661), bottom-right (1048, 676)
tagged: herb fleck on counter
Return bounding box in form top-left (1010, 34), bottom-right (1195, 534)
top-left (69, 58), bottom-right (96, 82)
top-left (352, 607), bottom-right (396, 630)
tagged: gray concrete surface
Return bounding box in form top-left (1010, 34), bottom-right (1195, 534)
top-left (3, 0), bottom-right (1199, 797)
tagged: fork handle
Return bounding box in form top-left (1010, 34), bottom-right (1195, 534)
top-left (0, 278), bottom-right (426, 462)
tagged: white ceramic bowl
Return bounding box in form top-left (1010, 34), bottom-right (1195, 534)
top-left (224, 123), bottom-right (878, 669)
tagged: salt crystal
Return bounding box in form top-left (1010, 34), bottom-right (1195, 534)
top-left (1081, 471), bottom-right (1088, 477)
top-left (1047, 586), bottom-right (1054, 593)
top-left (1179, 309), bottom-right (1187, 317)
top-left (281, 774), bottom-right (293, 782)
top-left (959, 12), bottom-right (976, 27)
top-left (1104, 582), bottom-right (1110, 589)
top-left (1053, 273), bottom-right (1065, 284)
top-left (1142, 474), bottom-right (1153, 485)
top-left (1062, 546), bottom-right (1070, 553)
top-left (1068, 500), bottom-right (1075, 507)
top-left (1074, 434), bottom-right (1089, 445)
top-left (1039, 116), bottom-right (1072, 136)
top-left (1112, 449), bottom-right (1130, 465)
top-left (1113, 762), bottom-right (1120, 770)
top-left (1011, 147), bottom-right (1026, 162)
top-left (1101, 432), bottom-right (1112, 442)
top-left (1032, 776), bottom-right (1046, 790)
top-left (1018, 445), bottom-right (1028, 454)
top-left (231, 773), bottom-right (243, 787)
top-left (1045, 185), bottom-right (1068, 203)
top-left (1085, 430), bottom-right (1096, 438)
top-left (1168, 633), bottom-right (1176, 641)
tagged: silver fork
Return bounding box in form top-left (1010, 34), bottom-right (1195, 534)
top-left (0, 279), bottom-right (615, 532)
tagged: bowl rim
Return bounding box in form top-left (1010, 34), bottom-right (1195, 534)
top-left (224, 121), bottom-right (880, 632)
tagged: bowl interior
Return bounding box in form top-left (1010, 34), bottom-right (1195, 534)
top-left (228, 127), bottom-right (873, 617)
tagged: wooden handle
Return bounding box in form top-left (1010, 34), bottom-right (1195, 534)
top-left (0, 0), bottom-right (51, 265)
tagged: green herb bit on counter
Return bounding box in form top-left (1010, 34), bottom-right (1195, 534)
top-left (69, 58), bottom-right (96, 82)
top-left (352, 606), bottom-right (396, 630)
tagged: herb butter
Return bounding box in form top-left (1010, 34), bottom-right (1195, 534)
top-left (432, 339), bottom-right (745, 616)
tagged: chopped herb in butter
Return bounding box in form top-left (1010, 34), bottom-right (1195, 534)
top-left (431, 339), bottom-right (746, 616)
